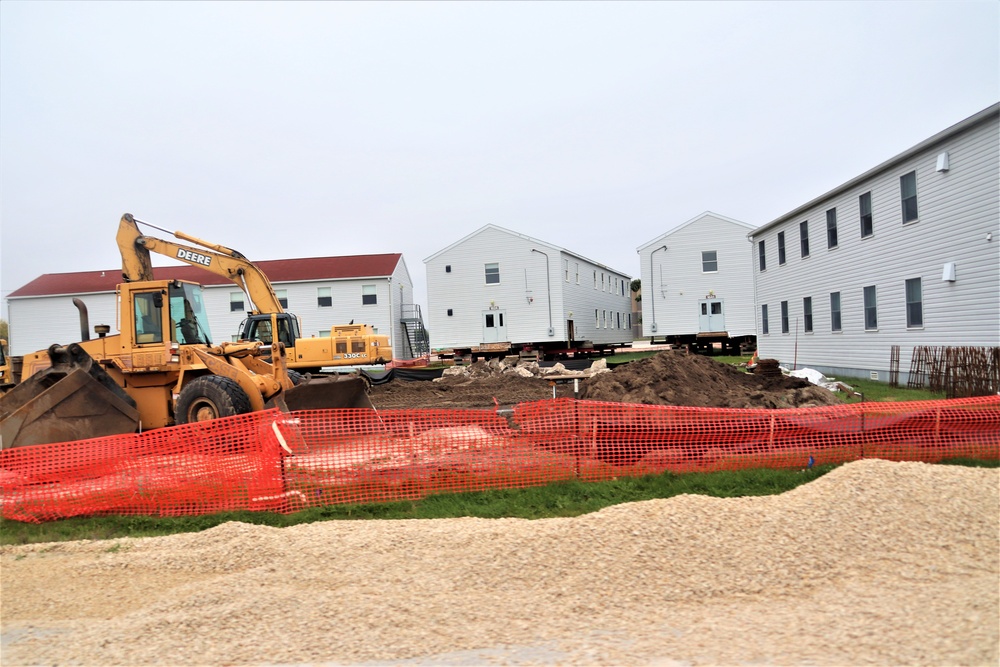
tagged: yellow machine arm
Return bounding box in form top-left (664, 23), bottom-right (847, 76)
top-left (117, 213), bottom-right (285, 315)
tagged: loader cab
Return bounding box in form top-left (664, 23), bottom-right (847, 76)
top-left (168, 281), bottom-right (212, 345)
top-left (239, 313), bottom-right (300, 348)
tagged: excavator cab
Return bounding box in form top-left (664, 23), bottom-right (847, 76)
top-left (240, 313), bottom-right (299, 348)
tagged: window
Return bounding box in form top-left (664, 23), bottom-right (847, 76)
top-left (780, 301), bottom-right (789, 334)
top-left (575, 263), bottom-right (580, 284)
top-left (319, 329), bottom-right (330, 338)
top-left (616, 312), bottom-right (621, 329)
top-left (826, 208), bottom-right (838, 249)
top-left (275, 289), bottom-right (288, 309)
top-left (830, 292), bottom-right (842, 332)
top-left (445, 265), bottom-right (451, 273)
top-left (317, 287), bottom-right (332, 308)
top-left (447, 308), bottom-right (453, 316)
top-left (603, 310), bottom-right (607, 328)
top-left (803, 296), bottom-right (813, 333)
top-left (906, 278), bottom-right (923, 328)
top-left (778, 232), bottom-right (786, 265)
top-left (702, 250), bottom-right (718, 272)
top-left (602, 272), bottom-right (606, 291)
top-left (229, 292), bottom-right (244, 312)
top-left (594, 271), bottom-right (598, 289)
top-left (485, 263), bottom-right (500, 284)
top-left (761, 304), bottom-right (769, 335)
top-left (362, 285), bottom-right (377, 305)
top-left (134, 292), bottom-right (164, 344)
top-left (564, 259), bottom-right (569, 282)
top-left (758, 240), bottom-right (766, 271)
top-left (859, 192), bottom-right (873, 237)
top-left (595, 309), bottom-right (599, 326)
top-left (799, 222), bottom-right (809, 257)
top-left (864, 285), bottom-right (878, 330)
top-left (901, 171), bottom-right (918, 223)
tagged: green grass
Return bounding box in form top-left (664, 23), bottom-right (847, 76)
top-left (3, 459), bottom-right (994, 546)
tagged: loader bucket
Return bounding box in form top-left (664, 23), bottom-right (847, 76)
top-left (0, 344), bottom-right (140, 450)
top-left (278, 375), bottom-right (375, 412)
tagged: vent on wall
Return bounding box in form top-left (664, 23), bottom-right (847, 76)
top-left (870, 371), bottom-right (879, 381)
top-left (936, 151), bottom-right (950, 172)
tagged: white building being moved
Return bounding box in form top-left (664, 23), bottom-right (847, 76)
top-left (749, 103), bottom-right (999, 383)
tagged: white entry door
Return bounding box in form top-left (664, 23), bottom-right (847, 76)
top-left (698, 299), bottom-right (725, 332)
top-left (482, 310), bottom-right (507, 342)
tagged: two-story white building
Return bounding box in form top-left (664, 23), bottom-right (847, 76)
top-left (424, 224), bottom-right (633, 360)
top-left (637, 212), bottom-right (757, 353)
top-left (6, 253), bottom-right (426, 360)
top-left (749, 103), bottom-right (999, 382)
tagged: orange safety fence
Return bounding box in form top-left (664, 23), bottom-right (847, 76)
top-left (1, 396), bottom-right (998, 523)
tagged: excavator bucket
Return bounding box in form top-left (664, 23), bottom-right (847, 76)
top-left (277, 375), bottom-right (375, 412)
top-left (0, 344), bottom-right (140, 450)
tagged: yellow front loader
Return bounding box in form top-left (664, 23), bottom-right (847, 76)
top-left (0, 214), bottom-right (375, 450)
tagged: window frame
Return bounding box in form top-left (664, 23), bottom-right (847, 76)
top-left (830, 291), bottom-right (842, 332)
top-left (758, 240), bottom-right (766, 271)
top-left (803, 296), bottom-right (813, 333)
top-left (761, 304), bottom-right (769, 335)
top-left (905, 277), bottom-right (923, 328)
top-left (229, 292), bottom-right (245, 312)
top-left (799, 221), bottom-right (810, 258)
top-left (863, 285), bottom-right (878, 330)
top-left (702, 250), bottom-right (718, 273)
top-left (777, 231), bottom-right (786, 265)
top-left (859, 192), bottom-right (873, 238)
top-left (826, 208), bottom-right (838, 249)
top-left (361, 284), bottom-right (377, 306)
top-left (780, 300), bottom-right (789, 334)
top-left (317, 286), bottom-right (332, 308)
top-left (485, 262), bottom-right (500, 285)
top-left (900, 171), bottom-right (918, 223)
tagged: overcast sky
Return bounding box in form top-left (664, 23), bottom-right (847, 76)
top-left (1, 1), bottom-right (997, 322)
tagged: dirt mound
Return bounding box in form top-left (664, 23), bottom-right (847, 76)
top-left (369, 352), bottom-right (843, 410)
top-left (580, 350), bottom-right (843, 409)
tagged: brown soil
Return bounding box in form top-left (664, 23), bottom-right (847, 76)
top-left (369, 350), bottom-right (844, 411)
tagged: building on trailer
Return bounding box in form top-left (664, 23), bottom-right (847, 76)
top-left (748, 102), bottom-right (999, 383)
top-left (636, 212), bottom-right (757, 353)
top-left (6, 254), bottom-right (428, 361)
top-left (424, 224), bottom-right (633, 360)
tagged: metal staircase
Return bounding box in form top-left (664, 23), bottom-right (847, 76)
top-left (400, 304), bottom-right (430, 358)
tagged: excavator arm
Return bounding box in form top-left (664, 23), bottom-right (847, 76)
top-left (116, 213), bottom-right (285, 315)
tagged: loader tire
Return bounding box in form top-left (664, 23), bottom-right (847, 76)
top-left (287, 370), bottom-right (304, 386)
top-left (175, 376), bottom-right (253, 425)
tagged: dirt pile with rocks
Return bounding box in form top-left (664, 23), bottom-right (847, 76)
top-left (369, 351), bottom-right (844, 411)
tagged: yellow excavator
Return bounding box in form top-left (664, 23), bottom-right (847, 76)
top-left (117, 214), bottom-right (392, 373)
top-left (0, 214), bottom-right (373, 450)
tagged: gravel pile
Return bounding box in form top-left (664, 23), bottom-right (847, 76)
top-left (2, 459), bottom-right (997, 666)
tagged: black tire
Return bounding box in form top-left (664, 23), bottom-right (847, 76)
top-left (287, 369), bottom-right (304, 386)
top-left (175, 375), bottom-right (253, 425)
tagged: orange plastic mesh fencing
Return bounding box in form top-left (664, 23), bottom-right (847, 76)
top-left (2, 396), bottom-right (998, 523)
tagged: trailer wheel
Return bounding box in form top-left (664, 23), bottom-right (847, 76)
top-left (176, 376), bottom-right (253, 424)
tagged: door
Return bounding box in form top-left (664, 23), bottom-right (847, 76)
top-left (482, 310), bottom-right (506, 343)
top-left (698, 299), bottom-right (725, 332)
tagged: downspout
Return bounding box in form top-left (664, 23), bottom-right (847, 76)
top-left (530, 249), bottom-right (554, 336)
top-left (649, 245), bottom-right (667, 333)
top-left (387, 277), bottom-right (395, 359)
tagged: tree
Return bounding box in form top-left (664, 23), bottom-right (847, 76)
top-left (630, 279), bottom-right (641, 302)
top-left (0, 318), bottom-right (8, 342)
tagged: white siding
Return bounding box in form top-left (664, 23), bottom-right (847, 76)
top-left (638, 212), bottom-right (756, 339)
top-left (751, 107), bottom-right (1000, 381)
top-left (425, 225), bottom-right (632, 351)
top-left (8, 293), bottom-right (119, 355)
